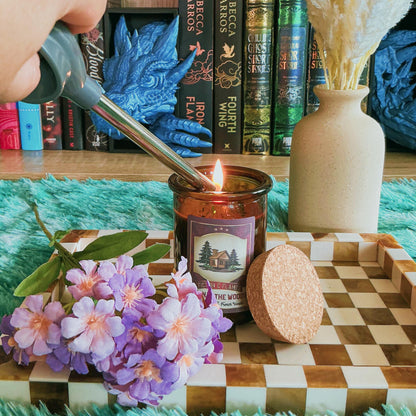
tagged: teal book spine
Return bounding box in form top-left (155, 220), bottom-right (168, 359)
top-left (242, 0), bottom-right (274, 155)
top-left (17, 102), bottom-right (43, 151)
top-left (272, 0), bottom-right (308, 156)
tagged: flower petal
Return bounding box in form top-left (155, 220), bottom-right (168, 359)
top-left (69, 330), bottom-right (94, 354)
top-left (117, 367), bottom-right (136, 385)
top-left (80, 260), bottom-right (98, 276)
top-left (14, 327), bottom-right (36, 349)
top-left (61, 317), bottom-right (86, 339)
top-left (24, 295), bottom-right (44, 313)
top-left (107, 316), bottom-right (125, 337)
top-left (95, 299), bottom-right (115, 316)
top-left (116, 255), bottom-right (133, 272)
top-left (44, 302), bottom-right (65, 322)
top-left (90, 332), bottom-right (115, 358)
top-left (181, 294), bottom-right (201, 320)
top-left (10, 308), bottom-right (32, 328)
top-left (47, 323), bottom-right (62, 345)
top-left (72, 297), bottom-right (95, 318)
top-left (32, 336), bottom-right (51, 356)
top-left (97, 261), bottom-right (117, 280)
top-left (66, 268), bottom-right (86, 285)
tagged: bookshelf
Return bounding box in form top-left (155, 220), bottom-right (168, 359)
top-left (0, 150), bottom-right (415, 182)
top-left (0, 1), bottom-right (415, 181)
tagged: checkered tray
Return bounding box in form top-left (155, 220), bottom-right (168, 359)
top-left (1, 231), bottom-right (415, 415)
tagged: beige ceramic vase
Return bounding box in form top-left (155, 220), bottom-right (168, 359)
top-left (288, 84), bottom-right (385, 233)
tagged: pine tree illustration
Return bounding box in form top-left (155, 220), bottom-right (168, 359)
top-left (230, 249), bottom-right (241, 267)
top-left (197, 241), bottom-right (212, 266)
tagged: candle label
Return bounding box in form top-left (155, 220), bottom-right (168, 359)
top-left (188, 215), bottom-right (255, 313)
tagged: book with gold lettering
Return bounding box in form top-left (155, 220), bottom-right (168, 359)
top-left (242, 0), bottom-right (275, 155)
top-left (213, 0), bottom-right (243, 154)
top-left (271, 0), bottom-right (308, 156)
top-left (177, 0), bottom-right (214, 154)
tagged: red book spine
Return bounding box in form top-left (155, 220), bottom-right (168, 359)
top-left (0, 102), bottom-right (21, 149)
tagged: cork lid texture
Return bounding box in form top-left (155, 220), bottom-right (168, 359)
top-left (247, 245), bottom-right (324, 344)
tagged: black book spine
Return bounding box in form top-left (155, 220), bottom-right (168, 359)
top-left (61, 98), bottom-right (84, 150)
top-left (80, 20), bottom-right (109, 151)
top-left (41, 100), bottom-right (63, 150)
top-left (178, 0), bottom-right (214, 153)
top-left (213, 0), bottom-right (243, 154)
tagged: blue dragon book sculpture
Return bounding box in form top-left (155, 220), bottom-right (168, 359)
top-left (91, 15), bottom-right (212, 157)
top-left (371, 30), bottom-right (416, 151)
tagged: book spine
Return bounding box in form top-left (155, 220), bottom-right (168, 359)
top-left (271, 0), bottom-right (309, 156)
top-left (305, 26), bottom-right (325, 115)
top-left (41, 100), bottom-right (63, 150)
top-left (17, 102), bottom-right (43, 151)
top-left (213, 0), bottom-right (243, 154)
top-left (242, 0), bottom-right (274, 155)
top-left (108, 0), bottom-right (178, 6)
top-left (178, 0), bottom-right (214, 153)
top-left (80, 20), bottom-right (109, 152)
top-left (305, 26), bottom-right (371, 115)
top-left (0, 102), bottom-right (20, 149)
top-left (61, 98), bottom-right (84, 150)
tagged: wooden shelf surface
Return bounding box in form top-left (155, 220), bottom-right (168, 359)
top-left (0, 149), bottom-right (415, 182)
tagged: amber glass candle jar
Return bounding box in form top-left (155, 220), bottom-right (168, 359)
top-left (168, 165), bottom-right (272, 324)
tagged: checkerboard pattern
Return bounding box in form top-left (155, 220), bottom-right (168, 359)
top-left (1, 231), bottom-right (415, 416)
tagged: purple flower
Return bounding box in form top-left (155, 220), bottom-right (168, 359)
top-left (114, 311), bottom-right (158, 356)
top-left (147, 293), bottom-right (211, 360)
top-left (173, 341), bottom-right (214, 389)
top-left (116, 349), bottom-right (179, 404)
top-left (66, 260), bottom-right (102, 300)
top-left (109, 266), bottom-right (156, 313)
top-left (202, 281), bottom-right (233, 335)
top-left (99, 255), bottom-right (134, 279)
top-left (46, 338), bottom-right (92, 374)
top-left (10, 295), bottom-right (65, 356)
top-left (61, 297), bottom-right (124, 360)
top-left (166, 257), bottom-right (199, 301)
top-left (0, 315), bottom-right (30, 365)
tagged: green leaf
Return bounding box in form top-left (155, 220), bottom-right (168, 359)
top-left (132, 243), bottom-right (171, 265)
top-left (14, 256), bottom-right (62, 297)
top-left (73, 231), bottom-right (148, 261)
top-left (54, 229), bottom-right (71, 242)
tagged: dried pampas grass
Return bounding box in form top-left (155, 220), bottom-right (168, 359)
top-left (306, 0), bottom-right (412, 90)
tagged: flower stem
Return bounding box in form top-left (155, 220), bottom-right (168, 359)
top-left (32, 203), bottom-right (81, 270)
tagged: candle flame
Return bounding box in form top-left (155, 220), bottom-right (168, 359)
top-left (212, 159), bottom-right (224, 191)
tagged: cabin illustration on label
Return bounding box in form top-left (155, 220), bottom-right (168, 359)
top-left (209, 249), bottom-right (231, 269)
top-left (197, 240), bottom-right (242, 272)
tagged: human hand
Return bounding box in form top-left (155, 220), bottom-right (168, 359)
top-left (0, 0), bottom-right (107, 103)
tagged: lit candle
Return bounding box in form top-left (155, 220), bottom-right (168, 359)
top-left (168, 162), bottom-right (272, 324)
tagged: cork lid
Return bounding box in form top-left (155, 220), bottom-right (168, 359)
top-left (246, 244), bottom-right (324, 344)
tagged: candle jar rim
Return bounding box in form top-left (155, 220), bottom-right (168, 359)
top-left (168, 165), bottom-right (273, 201)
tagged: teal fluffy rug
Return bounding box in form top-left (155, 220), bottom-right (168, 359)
top-left (0, 400), bottom-right (413, 416)
top-left (0, 176), bottom-right (415, 416)
top-left (0, 176), bottom-right (415, 317)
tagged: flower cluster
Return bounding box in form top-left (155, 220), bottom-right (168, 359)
top-left (0, 256), bottom-right (232, 406)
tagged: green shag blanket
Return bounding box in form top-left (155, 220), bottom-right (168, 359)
top-left (0, 176), bottom-right (415, 416)
top-left (0, 176), bottom-right (415, 317)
